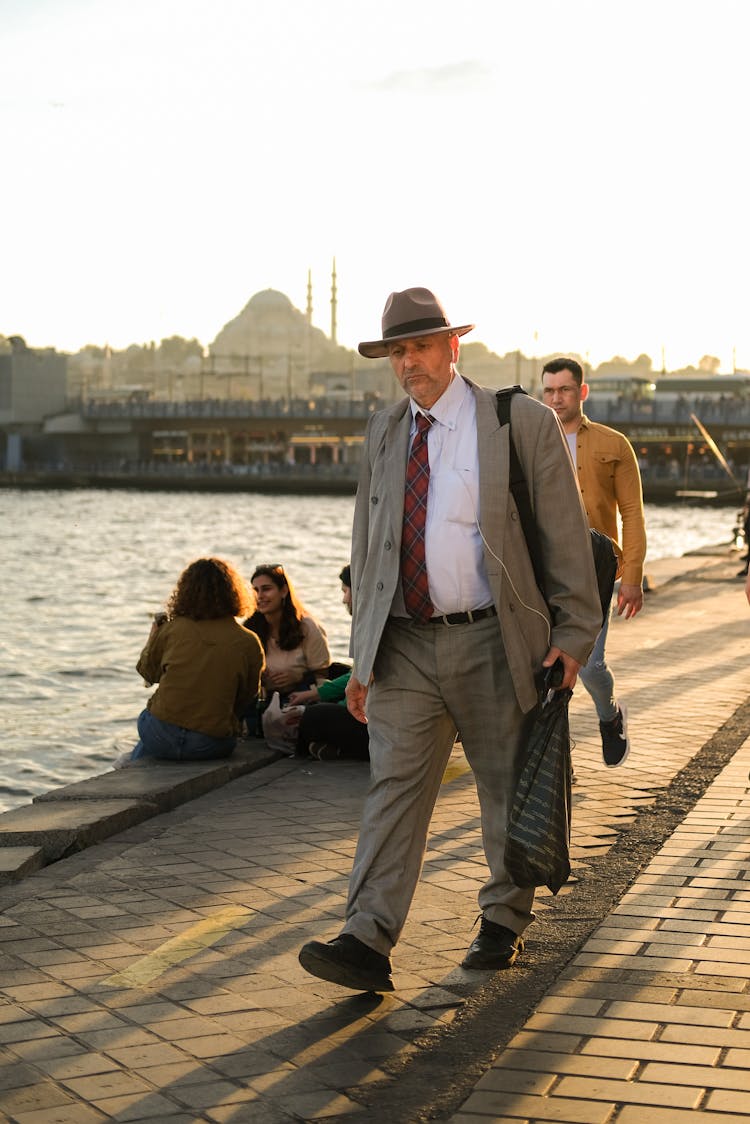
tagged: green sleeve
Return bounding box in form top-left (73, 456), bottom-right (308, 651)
top-left (317, 671), bottom-right (350, 703)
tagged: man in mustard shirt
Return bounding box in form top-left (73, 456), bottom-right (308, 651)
top-left (541, 357), bottom-right (646, 767)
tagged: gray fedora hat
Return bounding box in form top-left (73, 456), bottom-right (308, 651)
top-left (358, 287), bottom-right (474, 359)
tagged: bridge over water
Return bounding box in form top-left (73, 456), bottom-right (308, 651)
top-left (15, 393), bottom-right (750, 502)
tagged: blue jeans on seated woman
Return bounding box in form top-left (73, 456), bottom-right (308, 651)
top-left (131, 708), bottom-right (236, 762)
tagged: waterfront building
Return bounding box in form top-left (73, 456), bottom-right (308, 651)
top-left (0, 337), bottom-right (67, 470)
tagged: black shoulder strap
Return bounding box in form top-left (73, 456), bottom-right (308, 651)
top-left (495, 386), bottom-right (546, 596)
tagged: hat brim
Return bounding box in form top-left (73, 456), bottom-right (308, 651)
top-left (358, 323), bottom-right (474, 359)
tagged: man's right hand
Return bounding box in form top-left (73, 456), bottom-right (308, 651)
top-left (542, 647), bottom-right (582, 691)
top-left (345, 674), bottom-right (369, 724)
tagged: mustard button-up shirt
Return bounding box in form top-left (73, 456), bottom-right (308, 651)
top-left (574, 414), bottom-right (647, 586)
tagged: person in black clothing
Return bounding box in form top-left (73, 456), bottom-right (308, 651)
top-left (288, 566), bottom-right (369, 761)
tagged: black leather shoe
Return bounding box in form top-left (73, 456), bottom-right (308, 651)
top-left (299, 933), bottom-right (394, 992)
top-left (461, 917), bottom-right (524, 970)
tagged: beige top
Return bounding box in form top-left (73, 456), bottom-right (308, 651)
top-left (262, 615), bottom-right (331, 689)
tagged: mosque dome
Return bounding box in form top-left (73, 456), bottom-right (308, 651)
top-left (245, 289), bottom-right (294, 313)
top-left (208, 286), bottom-right (353, 384)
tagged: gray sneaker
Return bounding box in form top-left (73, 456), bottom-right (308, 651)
top-left (600, 704), bottom-right (629, 767)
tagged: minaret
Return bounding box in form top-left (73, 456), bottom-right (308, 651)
top-left (102, 342), bottom-right (112, 389)
top-left (306, 269), bottom-right (313, 325)
top-left (330, 257), bottom-right (338, 344)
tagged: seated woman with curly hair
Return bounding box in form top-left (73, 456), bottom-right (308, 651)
top-left (244, 564), bottom-right (331, 701)
top-left (120, 558), bottom-right (264, 765)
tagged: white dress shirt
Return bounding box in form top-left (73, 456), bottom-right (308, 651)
top-left (408, 373), bottom-right (494, 616)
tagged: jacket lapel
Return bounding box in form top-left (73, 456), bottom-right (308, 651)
top-left (384, 399), bottom-right (411, 531)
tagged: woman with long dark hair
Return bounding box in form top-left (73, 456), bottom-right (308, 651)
top-left (119, 558), bottom-right (264, 765)
top-left (244, 564), bottom-right (331, 699)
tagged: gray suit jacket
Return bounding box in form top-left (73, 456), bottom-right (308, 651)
top-left (349, 379), bottom-right (602, 713)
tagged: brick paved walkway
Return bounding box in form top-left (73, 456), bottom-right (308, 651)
top-left (0, 551), bottom-right (748, 1123)
top-left (453, 737), bottom-right (750, 1124)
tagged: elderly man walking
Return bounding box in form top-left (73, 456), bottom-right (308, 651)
top-left (299, 288), bottom-right (601, 993)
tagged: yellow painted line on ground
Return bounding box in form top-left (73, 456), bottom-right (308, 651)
top-left (106, 757), bottom-right (469, 990)
top-left (442, 753), bottom-right (472, 785)
top-left (104, 905), bottom-right (253, 990)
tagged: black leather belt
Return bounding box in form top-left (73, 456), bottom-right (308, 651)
top-left (427, 606), bottom-right (497, 626)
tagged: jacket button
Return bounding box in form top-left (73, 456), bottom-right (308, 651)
top-left (372, 496), bottom-right (379, 505)
top-left (376, 581), bottom-right (384, 591)
top-left (385, 541), bottom-right (392, 550)
top-left (511, 510), bottom-right (518, 521)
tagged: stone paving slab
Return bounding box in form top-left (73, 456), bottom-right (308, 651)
top-left (0, 847), bottom-right (45, 885)
top-left (0, 800), bottom-right (158, 865)
top-left (0, 550), bottom-right (746, 1123)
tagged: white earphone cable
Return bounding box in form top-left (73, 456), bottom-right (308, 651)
top-left (460, 472), bottom-right (552, 648)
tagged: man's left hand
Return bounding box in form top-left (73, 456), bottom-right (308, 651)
top-left (617, 582), bottom-right (643, 619)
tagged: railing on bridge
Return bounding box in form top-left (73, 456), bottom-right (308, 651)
top-left (78, 393), bottom-right (750, 429)
top-left (585, 398), bottom-right (750, 428)
top-left (80, 397), bottom-right (383, 421)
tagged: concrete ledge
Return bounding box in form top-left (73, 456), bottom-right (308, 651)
top-left (0, 800), bottom-right (158, 863)
top-left (32, 764), bottom-right (232, 808)
top-left (0, 739), bottom-right (284, 883)
top-left (0, 846), bottom-right (45, 886)
top-left (31, 741), bottom-right (282, 810)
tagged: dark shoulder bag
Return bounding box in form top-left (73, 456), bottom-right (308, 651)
top-left (495, 385), bottom-right (618, 626)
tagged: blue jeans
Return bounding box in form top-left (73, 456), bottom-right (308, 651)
top-left (131, 709), bottom-right (236, 762)
top-left (577, 600), bottom-right (618, 724)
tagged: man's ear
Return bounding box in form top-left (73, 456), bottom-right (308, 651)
top-left (580, 382), bottom-right (590, 403)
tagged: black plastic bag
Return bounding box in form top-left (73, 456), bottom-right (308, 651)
top-left (505, 684), bottom-right (573, 895)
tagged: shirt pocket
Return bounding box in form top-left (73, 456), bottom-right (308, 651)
top-left (593, 451), bottom-right (619, 479)
top-left (436, 466), bottom-right (478, 528)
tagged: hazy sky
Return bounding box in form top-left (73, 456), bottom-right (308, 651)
top-left (2, 0), bottom-right (747, 369)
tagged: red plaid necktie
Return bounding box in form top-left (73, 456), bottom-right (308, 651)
top-left (401, 411), bottom-right (434, 622)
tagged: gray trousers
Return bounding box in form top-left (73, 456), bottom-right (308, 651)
top-left (343, 615), bottom-right (537, 955)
